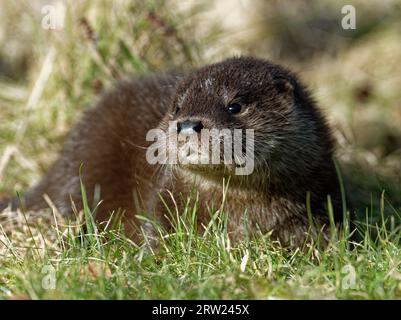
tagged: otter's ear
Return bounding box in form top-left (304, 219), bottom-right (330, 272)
top-left (272, 77), bottom-right (294, 95)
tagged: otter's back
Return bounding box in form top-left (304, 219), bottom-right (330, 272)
top-left (0, 73), bottom-right (182, 218)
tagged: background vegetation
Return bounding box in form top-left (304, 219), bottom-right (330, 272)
top-left (0, 0), bottom-right (401, 299)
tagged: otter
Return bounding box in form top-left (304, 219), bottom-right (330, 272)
top-left (0, 57), bottom-right (347, 246)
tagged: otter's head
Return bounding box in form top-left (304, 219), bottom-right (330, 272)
top-left (161, 56), bottom-right (334, 186)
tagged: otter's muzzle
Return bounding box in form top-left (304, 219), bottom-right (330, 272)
top-left (176, 120), bottom-right (203, 135)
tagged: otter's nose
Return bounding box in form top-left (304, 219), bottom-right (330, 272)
top-left (177, 120), bottom-right (203, 135)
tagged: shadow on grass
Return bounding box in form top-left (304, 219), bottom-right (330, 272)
top-left (342, 160), bottom-right (401, 237)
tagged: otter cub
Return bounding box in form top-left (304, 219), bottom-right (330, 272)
top-left (0, 57), bottom-right (346, 245)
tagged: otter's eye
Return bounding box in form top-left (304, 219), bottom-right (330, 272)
top-left (227, 103), bottom-right (242, 114)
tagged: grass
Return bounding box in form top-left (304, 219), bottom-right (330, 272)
top-left (1, 0), bottom-right (401, 299)
top-left (1, 184), bottom-right (401, 299)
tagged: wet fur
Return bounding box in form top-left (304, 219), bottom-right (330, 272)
top-left (0, 57), bottom-right (346, 245)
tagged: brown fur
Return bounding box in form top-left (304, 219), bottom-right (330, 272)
top-left (0, 57), bottom-right (346, 245)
